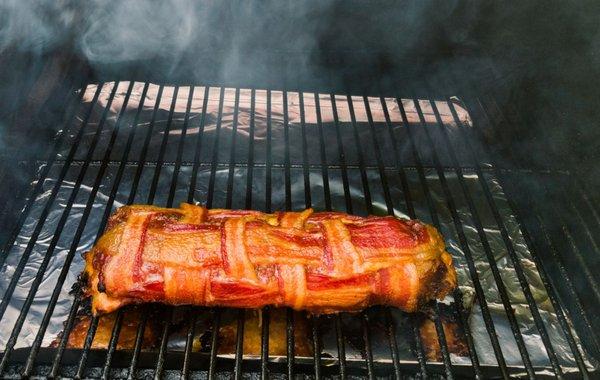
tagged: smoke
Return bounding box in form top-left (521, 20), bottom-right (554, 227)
top-left (79, 0), bottom-right (195, 63)
top-left (0, 0), bottom-right (74, 53)
top-left (0, 0), bottom-right (598, 189)
top-left (0, 1), bottom-right (468, 83)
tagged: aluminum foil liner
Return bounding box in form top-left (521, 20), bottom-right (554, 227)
top-left (0, 81), bottom-right (596, 375)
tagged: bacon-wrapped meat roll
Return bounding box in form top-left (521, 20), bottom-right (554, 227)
top-left (84, 204), bottom-right (456, 315)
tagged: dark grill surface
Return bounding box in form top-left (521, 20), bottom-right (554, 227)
top-left (0, 67), bottom-right (598, 380)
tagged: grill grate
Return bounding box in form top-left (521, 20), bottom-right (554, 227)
top-left (0, 73), bottom-right (597, 379)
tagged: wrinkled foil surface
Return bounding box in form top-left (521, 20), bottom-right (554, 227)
top-left (0, 82), bottom-right (595, 375)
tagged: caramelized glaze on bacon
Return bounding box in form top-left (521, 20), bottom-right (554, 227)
top-left (84, 204), bottom-right (456, 315)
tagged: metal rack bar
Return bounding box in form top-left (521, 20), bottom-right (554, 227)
top-left (448, 96), bottom-right (588, 377)
top-left (260, 307), bottom-right (271, 380)
top-left (98, 82), bottom-right (153, 379)
top-left (282, 91), bottom-right (295, 379)
top-left (3, 84), bottom-right (87, 378)
top-left (396, 95), bottom-right (513, 378)
top-left (48, 297), bottom-right (80, 378)
top-left (233, 309), bottom-right (245, 380)
top-left (265, 89), bottom-right (273, 213)
top-left (416, 95), bottom-right (538, 378)
top-left (283, 92), bottom-right (292, 211)
top-left (0, 83), bottom-right (103, 320)
top-left (180, 86), bottom-right (211, 379)
top-left (50, 84), bottom-right (166, 378)
top-left (154, 308), bottom-right (175, 380)
top-left (154, 84), bottom-right (191, 380)
top-left (361, 313), bottom-right (375, 380)
top-left (176, 87), bottom-right (205, 380)
top-left (225, 88), bottom-right (241, 210)
top-left (181, 308), bottom-right (198, 380)
top-left (75, 316), bottom-right (100, 379)
top-left (345, 96), bottom-right (372, 214)
top-left (286, 309), bottom-right (295, 379)
top-left (330, 95), bottom-right (353, 214)
top-left (207, 308), bottom-right (222, 379)
top-left (245, 89), bottom-right (256, 210)
top-left (444, 73), bottom-right (595, 375)
top-left (312, 92), bottom-right (347, 379)
top-left (362, 95), bottom-right (455, 379)
top-left (6, 81), bottom-right (112, 377)
top-left (260, 89), bottom-right (273, 380)
top-left (101, 310), bottom-right (124, 380)
top-left (384, 95), bottom-right (484, 378)
top-left (311, 317), bottom-right (322, 380)
top-left (425, 93), bottom-right (564, 378)
top-left (482, 93), bottom-right (600, 290)
top-left (206, 87), bottom-right (226, 208)
top-left (385, 309), bottom-right (402, 380)
top-left (452, 69), bottom-right (600, 354)
top-left (299, 92), bottom-right (312, 209)
top-left (314, 94), bottom-right (332, 210)
top-left (124, 84), bottom-right (168, 379)
top-left (0, 72), bottom-right (84, 266)
top-left (189, 86), bottom-right (211, 205)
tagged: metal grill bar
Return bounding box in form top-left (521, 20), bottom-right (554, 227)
top-left (122, 85), bottom-right (169, 380)
top-left (447, 69), bottom-right (597, 375)
top-left (426, 91), bottom-right (564, 376)
top-left (447, 74), bottom-right (596, 375)
top-left (226, 88), bottom-right (244, 380)
top-left (297, 93), bottom-right (322, 380)
top-left (3, 80), bottom-right (90, 377)
top-left (283, 92), bottom-right (292, 211)
top-left (189, 86), bottom-right (211, 205)
top-left (207, 308), bottom-right (221, 379)
top-left (96, 82), bottom-right (152, 380)
top-left (389, 95), bottom-right (508, 377)
top-left (51, 83), bottom-right (166, 378)
top-left (385, 309), bottom-right (402, 380)
top-left (282, 91), bottom-right (296, 380)
top-left (361, 313), bottom-right (375, 380)
top-left (483, 93), bottom-right (600, 293)
top-left (417, 95), bottom-right (540, 376)
top-left (382, 94), bottom-right (483, 378)
top-left (439, 96), bottom-right (582, 378)
top-left (286, 309), bottom-right (295, 379)
top-left (5, 82), bottom-right (114, 376)
top-left (0, 67), bottom-right (84, 263)
top-left (206, 87), bottom-right (226, 209)
top-left (225, 88), bottom-right (241, 210)
top-left (245, 89), bottom-right (256, 210)
top-left (312, 92), bottom-right (348, 379)
top-left (360, 94), bottom-right (455, 379)
top-left (299, 91), bottom-right (312, 209)
top-left (465, 68), bottom-right (600, 313)
top-left (46, 82), bottom-right (122, 377)
top-left (233, 309), bottom-right (245, 380)
top-left (153, 84), bottom-right (187, 380)
top-left (0, 83), bottom-right (104, 322)
top-left (261, 89), bottom-right (274, 380)
top-left (178, 87), bottom-right (201, 380)
top-left (27, 81), bottom-right (136, 379)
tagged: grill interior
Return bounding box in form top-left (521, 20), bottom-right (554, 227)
top-left (0, 51), bottom-right (598, 379)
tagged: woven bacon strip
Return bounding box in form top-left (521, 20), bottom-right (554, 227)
top-left (84, 204), bottom-right (457, 315)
